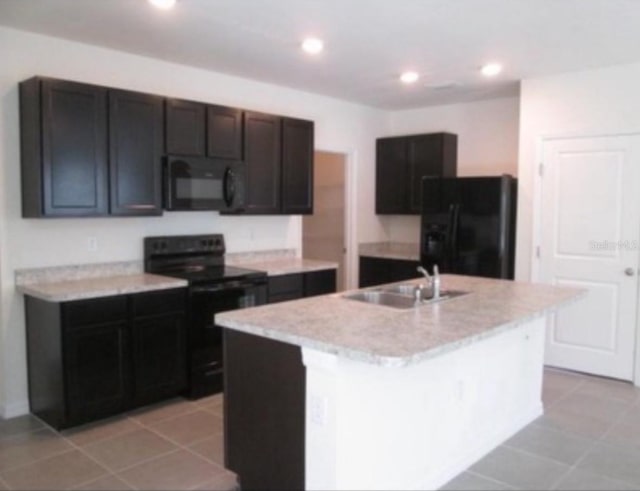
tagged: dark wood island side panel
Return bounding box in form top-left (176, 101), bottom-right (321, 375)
top-left (223, 329), bottom-right (305, 490)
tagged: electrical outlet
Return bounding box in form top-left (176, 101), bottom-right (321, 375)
top-left (87, 237), bottom-right (98, 252)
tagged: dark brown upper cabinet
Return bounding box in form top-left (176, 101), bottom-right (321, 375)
top-left (207, 105), bottom-right (243, 160)
top-left (109, 89), bottom-right (164, 216)
top-left (20, 77), bottom-right (163, 218)
top-left (282, 117), bottom-right (314, 214)
top-left (375, 136), bottom-right (407, 214)
top-left (165, 100), bottom-right (243, 160)
top-left (165, 98), bottom-right (206, 156)
top-left (243, 111), bottom-right (282, 214)
top-left (376, 132), bottom-right (457, 215)
top-left (20, 77), bottom-right (109, 217)
top-left (239, 113), bottom-right (314, 215)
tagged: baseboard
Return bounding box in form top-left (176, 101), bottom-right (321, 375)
top-left (424, 403), bottom-right (544, 490)
top-left (1, 400), bottom-right (30, 419)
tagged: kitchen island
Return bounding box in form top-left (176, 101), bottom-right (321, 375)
top-left (216, 275), bottom-right (583, 491)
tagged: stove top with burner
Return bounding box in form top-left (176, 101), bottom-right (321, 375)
top-left (143, 234), bottom-right (266, 284)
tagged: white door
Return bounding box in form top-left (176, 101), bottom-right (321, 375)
top-left (539, 135), bottom-right (640, 380)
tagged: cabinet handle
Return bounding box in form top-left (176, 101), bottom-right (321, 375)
top-left (124, 204), bottom-right (156, 210)
top-left (625, 267), bottom-right (636, 276)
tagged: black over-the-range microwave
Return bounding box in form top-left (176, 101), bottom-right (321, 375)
top-left (164, 155), bottom-right (245, 212)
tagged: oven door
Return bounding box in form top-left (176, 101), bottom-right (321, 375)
top-left (164, 155), bottom-right (245, 212)
top-left (188, 281), bottom-right (267, 398)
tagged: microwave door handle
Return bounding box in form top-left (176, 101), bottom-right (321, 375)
top-left (223, 167), bottom-right (236, 208)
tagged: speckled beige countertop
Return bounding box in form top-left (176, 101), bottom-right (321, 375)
top-left (15, 251), bottom-right (336, 302)
top-left (359, 242), bottom-right (420, 261)
top-left (217, 275), bottom-right (584, 367)
top-left (231, 257), bottom-right (338, 276)
top-left (17, 274), bottom-right (188, 302)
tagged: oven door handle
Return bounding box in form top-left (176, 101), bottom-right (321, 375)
top-left (191, 281), bottom-right (262, 293)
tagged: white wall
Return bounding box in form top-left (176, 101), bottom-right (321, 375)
top-left (381, 97), bottom-right (520, 243)
top-left (0, 27), bottom-right (390, 416)
top-left (516, 62), bottom-right (640, 282)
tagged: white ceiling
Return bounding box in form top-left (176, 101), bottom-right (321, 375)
top-left (1, 0), bottom-right (639, 109)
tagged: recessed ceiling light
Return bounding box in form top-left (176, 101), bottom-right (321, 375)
top-left (400, 71), bottom-right (419, 84)
top-left (301, 38), bottom-right (324, 55)
top-left (148, 0), bottom-right (176, 10)
top-left (481, 63), bottom-right (503, 77)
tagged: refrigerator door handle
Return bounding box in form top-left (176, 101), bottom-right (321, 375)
top-left (448, 203), bottom-right (460, 268)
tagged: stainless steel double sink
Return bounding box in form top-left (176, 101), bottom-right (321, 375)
top-left (343, 284), bottom-right (468, 309)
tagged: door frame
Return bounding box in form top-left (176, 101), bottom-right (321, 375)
top-left (530, 131), bottom-right (640, 386)
top-left (311, 147), bottom-right (357, 291)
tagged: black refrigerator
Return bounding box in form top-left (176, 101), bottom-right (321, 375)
top-left (420, 175), bottom-right (517, 279)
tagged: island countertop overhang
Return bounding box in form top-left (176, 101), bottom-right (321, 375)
top-left (216, 274), bottom-right (585, 367)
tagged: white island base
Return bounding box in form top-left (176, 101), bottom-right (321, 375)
top-left (303, 317), bottom-right (546, 491)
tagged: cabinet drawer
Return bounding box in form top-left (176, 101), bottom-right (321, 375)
top-left (132, 288), bottom-right (186, 317)
top-left (268, 274), bottom-right (303, 303)
top-left (304, 270), bottom-right (336, 297)
top-left (63, 296), bottom-right (127, 328)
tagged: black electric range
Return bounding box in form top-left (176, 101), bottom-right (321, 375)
top-left (144, 234), bottom-right (267, 398)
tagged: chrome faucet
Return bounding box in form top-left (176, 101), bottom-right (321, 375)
top-left (416, 265), bottom-right (440, 300)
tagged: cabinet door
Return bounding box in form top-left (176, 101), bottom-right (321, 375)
top-left (359, 256), bottom-right (391, 287)
top-left (376, 137), bottom-right (407, 214)
top-left (27, 78), bottom-right (108, 217)
top-left (109, 89), bottom-right (163, 216)
top-left (64, 322), bottom-right (129, 426)
top-left (304, 269), bottom-right (336, 297)
top-left (207, 105), bottom-right (243, 160)
top-left (244, 111), bottom-right (281, 214)
top-left (131, 313), bottom-right (187, 406)
top-left (165, 99), bottom-right (206, 156)
top-left (281, 118), bottom-right (314, 214)
top-left (388, 258), bottom-right (421, 282)
top-left (407, 133), bottom-right (457, 213)
top-left (268, 273), bottom-right (303, 304)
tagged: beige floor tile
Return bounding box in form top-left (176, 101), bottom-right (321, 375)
top-left (202, 404), bottom-right (223, 418)
top-left (128, 398), bottom-right (198, 425)
top-left (0, 449), bottom-right (108, 491)
top-left (0, 428), bottom-right (74, 471)
top-left (194, 394), bottom-right (223, 409)
top-left (0, 477), bottom-right (8, 490)
top-left (117, 449), bottom-right (225, 491)
top-left (149, 410), bottom-right (222, 446)
top-left (439, 471), bottom-right (515, 490)
top-left (190, 470), bottom-right (238, 491)
top-left (554, 467), bottom-right (637, 491)
top-left (470, 445), bottom-right (570, 490)
top-left (188, 432), bottom-right (224, 466)
top-left (71, 474), bottom-right (134, 491)
top-left (578, 441), bottom-right (640, 486)
top-left (504, 423), bottom-right (593, 465)
top-left (574, 377), bottom-right (640, 404)
top-left (0, 415), bottom-right (45, 441)
top-left (603, 420), bottom-right (640, 451)
top-left (62, 416), bottom-right (141, 448)
top-left (542, 375), bottom-right (583, 407)
top-left (83, 428), bottom-right (179, 472)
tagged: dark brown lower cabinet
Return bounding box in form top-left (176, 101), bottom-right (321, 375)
top-left (25, 288), bottom-right (187, 430)
top-left (268, 268), bottom-right (337, 304)
top-left (359, 256), bottom-right (421, 287)
top-left (224, 329), bottom-right (305, 491)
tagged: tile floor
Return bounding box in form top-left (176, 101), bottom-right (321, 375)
top-left (442, 368), bottom-right (640, 490)
top-left (0, 394), bottom-right (235, 490)
top-left (0, 368), bottom-right (638, 490)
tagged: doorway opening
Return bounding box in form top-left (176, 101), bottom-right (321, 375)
top-left (303, 151), bottom-right (347, 292)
